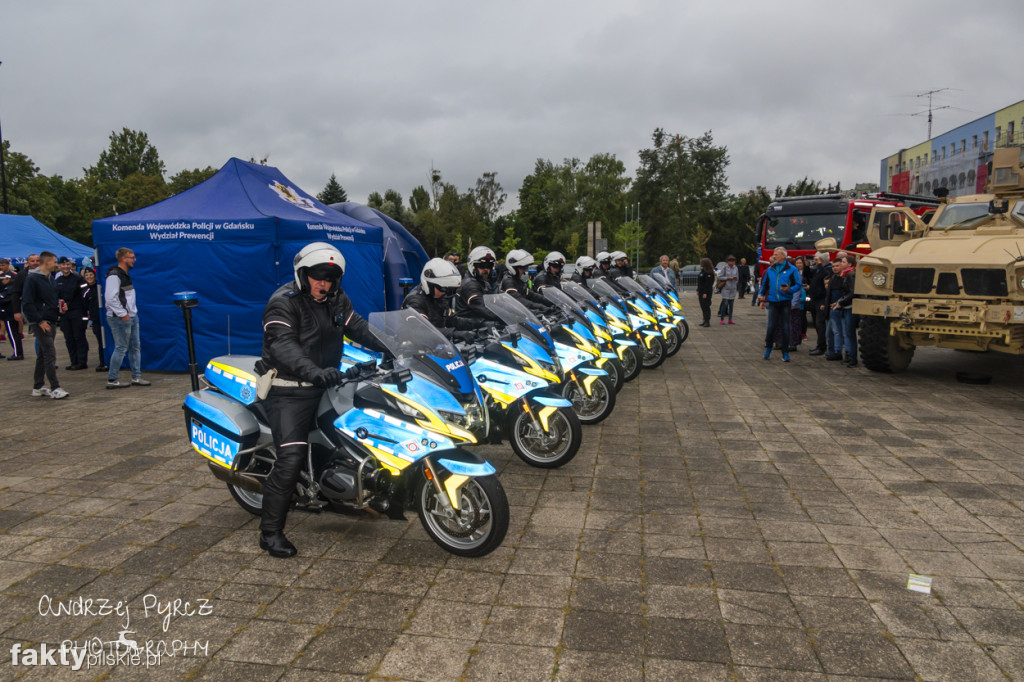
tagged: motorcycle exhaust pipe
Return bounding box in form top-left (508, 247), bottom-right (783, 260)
top-left (173, 291), bottom-right (200, 392)
top-left (206, 462), bottom-right (264, 494)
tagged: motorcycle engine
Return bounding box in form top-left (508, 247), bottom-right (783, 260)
top-left (320, 462), bottom-right (359, 503)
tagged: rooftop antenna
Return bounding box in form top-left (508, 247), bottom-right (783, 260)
top-left (917, 88), bottom-right (951, 140)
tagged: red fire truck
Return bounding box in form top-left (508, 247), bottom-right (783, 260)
top-left (754, 192), bottom-right (938, 275)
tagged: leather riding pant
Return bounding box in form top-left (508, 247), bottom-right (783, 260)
top-left (260, 387), bottom-right (323, 534)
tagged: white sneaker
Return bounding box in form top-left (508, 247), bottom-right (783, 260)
top-left (50, 387), bottom-right (69, 400)
top-left (31, 387), bottom-right (51, 397)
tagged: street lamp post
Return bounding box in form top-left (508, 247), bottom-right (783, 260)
top-left (0, 61), bottom-right (8, 213)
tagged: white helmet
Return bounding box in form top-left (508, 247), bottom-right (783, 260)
top-left (467, 246), bottom-right (496, 275)
top-left (575, 255), bottom-right (597, 270)
top-left (543, 251), bottom-right (566, 272)
top-left (505, 249), bottom-right (534, 270)
top-left (610, 250), bottom-right (627, 263)
top-left (420, 257), bottom-right (462, 296)
top-left (596, 251), bottom-right (611, 267)
top-left (293, 242), bottom-right (345, 294)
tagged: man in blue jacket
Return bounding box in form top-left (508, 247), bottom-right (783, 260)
top-left (757, 247), bottom-right (802, 362)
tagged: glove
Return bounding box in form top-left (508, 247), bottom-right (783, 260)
top-left (453, 330), bottom-right (476, 342)
top-left (343, 360), bottom-right (376, 381)
top-left (313, 367), bottom-right (344, 388)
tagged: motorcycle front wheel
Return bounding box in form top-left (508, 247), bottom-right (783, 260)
top-left (676, 319), bottom-right (689, 344)
top-left (662, 327), bottom-right (681, 357)
top-left (641, 334), bottom-right (666, 369)
top-left (508, 404), bottom-right (581, 468)
top-left (618, 344), bottom-right (643, 382)
top-left (561, 374), bottom-right (616, 425)
top-left (599, 358), bottom-right (624, 393)
top-left (416, 475), bottom-right (508, 557)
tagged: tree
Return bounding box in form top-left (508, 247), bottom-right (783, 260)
top-left (85, 128), bottom-right (165, 182)
top-left (316, 173), bottom-right (348, 204)
top-left (409, 185), bottom-right (430, 214)
top-left (168, 166), bottom-right (217, 195)
top-left (472, 172), bottom-right (507, 231)
top-left (632, 129), bottom-right (729, 265)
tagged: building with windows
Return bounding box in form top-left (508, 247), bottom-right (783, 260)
top-left (881, 98), bottom-right (1024, 197)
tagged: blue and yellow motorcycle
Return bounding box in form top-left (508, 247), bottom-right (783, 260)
top-left (183, 309), bottom-right (509, 557)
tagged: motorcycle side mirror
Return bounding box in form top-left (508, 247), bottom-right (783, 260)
top-left (392, 368), bottom-right (412, 393)
top-left (511, 330), bottom-right (520, 348)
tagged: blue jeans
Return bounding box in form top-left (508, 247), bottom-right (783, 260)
top-left (829, 308), bottom-right (848, 356)
top-left (843, 312), bottom-right (858, 361)
top-left (108, 315), bottom-right (141, 381)
top-left (764, 301), bottom-right (791, 352)
top-left (717, 297), bottom-right (735, 320)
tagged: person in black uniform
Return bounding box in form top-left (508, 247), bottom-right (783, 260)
top-left (257, 242), bottom-right (381, 558)
top-left (454, 246), bottom-right (502, 324)
top-left (403, 258), bottom-right (489, 339)
top-left (696, 258), bottom-right (716, 327)
top-left (54, 258), bottom-right (89, 370)
top-left (571, 256), bottom-right (596, 287)
top-left (80, 268), bottom-right (108, 371)
top-left (501, 250), bottom-right (555, 312)
top-left (7, 254), bottom-right (38, 361)
top-left (531, 251), bottom-right (566, 293)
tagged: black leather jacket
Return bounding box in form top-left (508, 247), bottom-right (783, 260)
top-left (260, 282), bottom-right (377, 383)
top-left (499, 273), bottom-right (552, 311)
top-left (454, 273), bottom-right (501, 321)
top-left (532, 271), bottom-right (562, 292)
top-left (403, 287), bottom-right (481, 337)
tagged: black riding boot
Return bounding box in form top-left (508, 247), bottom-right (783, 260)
top-left (259, 444), bottom-right (306, 558)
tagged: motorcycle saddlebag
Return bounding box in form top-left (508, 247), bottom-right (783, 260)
top-left (183, 390), bottom-right (260, 470)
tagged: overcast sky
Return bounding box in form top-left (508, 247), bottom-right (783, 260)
top-left (4, 0), bottom-right (1021, 212)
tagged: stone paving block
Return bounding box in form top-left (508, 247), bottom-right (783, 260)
top-left (554, 649), bottom-right (643, 681)
top-left (724, 623), bottom-right (820, 672)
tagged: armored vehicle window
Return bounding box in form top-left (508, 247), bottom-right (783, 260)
top-left (932, 202), bottom-right (989, 228)
top-left (1012, 201), bottom-right (1024, 222)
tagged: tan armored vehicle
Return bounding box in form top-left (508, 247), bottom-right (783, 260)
top-left (846, 145), bottom-right (1024, 372)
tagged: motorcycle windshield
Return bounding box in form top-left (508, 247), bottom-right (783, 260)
top-left (483, 293), bottom-right (553, 349)
top-left (367, 310), bottom-right (475, 395)
top-left (562, 281), bottom-right (600, 306)
top-left (637, 274), bottom-right (667, 295)
top-left (616, 275), bottom-right (652, 301)
top-left (589, 279), bottom-right (630, 317)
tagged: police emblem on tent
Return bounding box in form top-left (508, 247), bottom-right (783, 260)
top-left (269, 181), bottom-right (325, 215)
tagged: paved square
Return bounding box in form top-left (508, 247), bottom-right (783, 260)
top-left (1, 294), bottom-right (1022, 680)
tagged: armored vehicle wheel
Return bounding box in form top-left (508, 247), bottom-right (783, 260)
top-left (859, 317), bottom-right (914, 373)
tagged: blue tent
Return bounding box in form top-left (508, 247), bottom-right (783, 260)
top-left (91, 158), bottom-right (385, 371)
top-left (328, 202), bottom-right (429, 309)
top-left (0, 214), bottom-right (94, 266)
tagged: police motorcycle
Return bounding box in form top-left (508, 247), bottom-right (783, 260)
top-left (561, 280), bottom-right (643, 383)
top-left (487, 290), bottom-right (617, 425)
top-left (537, 284), bottom-right (626, 392)
top-left (615, 275), bottom-right (684, 357)
top-left (453, 294), bottom-right (583, 468)
top-left (588, 277), bottom-right (668, 369)
top-left (638, 273), bottom-right (689, 342)
top-left (182, 308), bottom-right (509, 557)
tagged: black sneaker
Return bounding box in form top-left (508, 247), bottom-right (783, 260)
top-left (809, 348), bottom-right (825, 356)
top-left (106, 380), bottom-right (130, 389)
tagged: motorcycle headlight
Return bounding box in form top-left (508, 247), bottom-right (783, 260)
top-left (394, 399), bottom-right (427, 421)
top-left (871, 273), bottom-right (887, 287)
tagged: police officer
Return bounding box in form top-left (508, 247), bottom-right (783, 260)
top-left (500, 250), bottom-right (554, 312)
top-left (571, 256), bottom-right (597, 287)
top-left (403, 258), bottom-right (488, 339)
top-left (531, 251), bottom-right (566, 293)
top-left (608, 250), bottom-right (630, 279)
top-left (257, 242), bottom-right (379, 558)
top-left (455, 246), bottom-right (502, 323)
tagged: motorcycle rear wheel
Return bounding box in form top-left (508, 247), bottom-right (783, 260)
top-left (416, 475), bottom-right (508, 557)
top-left (561, 374), bottom-right (616, 425)
top-left (641, 335), bottom-right (666, 369)
top-left (508, 404), bottom-right (581, 468)
top-left (228, 483), bottom-right (263, 516)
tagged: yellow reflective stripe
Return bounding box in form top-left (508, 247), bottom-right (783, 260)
top-left (582, 374), bottom-right (598, 397)
top-left (368, 448), bottom-right (408, 474)
top-left (208, 361), bottom-right (258, 383)
top-left (480, 384), bottom-right (517, 407)
top-left (538, 405), bottom-right (557, 432)
top-left (444, 474), bottom-right (469, 510)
